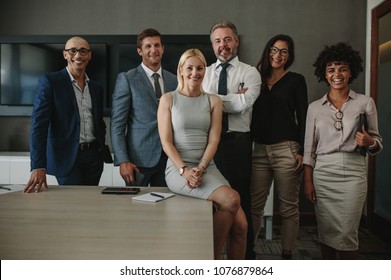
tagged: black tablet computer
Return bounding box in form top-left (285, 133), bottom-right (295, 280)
top-left (101, 187), bottom-right (141, 195)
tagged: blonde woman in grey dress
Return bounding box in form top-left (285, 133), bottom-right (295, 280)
top-left (158, 49), bottom-right (247, 259)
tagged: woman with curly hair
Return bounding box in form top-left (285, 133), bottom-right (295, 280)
top-left (303, 42), bottom-right (383, 259)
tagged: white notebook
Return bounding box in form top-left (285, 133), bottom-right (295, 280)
top-left (0, 184), bottom-right (25, 195)
top-left (132, 192), bottom-right (175, 203)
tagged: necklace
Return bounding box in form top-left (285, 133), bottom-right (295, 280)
top-left (267, 71), bottom-right (287, 85)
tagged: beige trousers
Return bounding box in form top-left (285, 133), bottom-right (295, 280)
top-left (250, 141), bottom-right (302, 252)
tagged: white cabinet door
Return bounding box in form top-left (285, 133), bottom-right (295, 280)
top-left (112, 165), bottom-right (125, 186)
top-left (0, 156), bottom-right (11, 184)
top-left (9, 157), bottom-right (30, 184)
top-left (264, 182), bottom-right (274, 216)
top-left (7, 156), bottom-right (58, 186)
top-left (99, 163), bottom-right (113, 186)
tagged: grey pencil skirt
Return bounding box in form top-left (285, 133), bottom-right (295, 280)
top-left (313, 152), bottom-right (367, 251)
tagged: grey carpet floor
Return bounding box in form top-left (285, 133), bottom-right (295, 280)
top-left (254, 226), bottom-right (391, 260)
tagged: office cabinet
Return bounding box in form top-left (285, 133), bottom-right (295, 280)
top-left (0, 153), bottom-right (121, 186)
top-left (0, 155), bottom-right (10, 184)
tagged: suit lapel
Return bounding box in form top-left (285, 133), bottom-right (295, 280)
top-left (60, 68), bottom-right (80, 121)
top-left (161, 70), bottom-right (171, 94)
top-left (136, 65), bottom-right (159, 105)
top-left (89, 80), bottom-right (97, 113)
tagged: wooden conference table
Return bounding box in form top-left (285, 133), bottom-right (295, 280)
top-left (0, 186), bottom-right (213, 260)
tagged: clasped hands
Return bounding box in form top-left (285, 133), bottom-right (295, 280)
top-left (184, 166), bottom-right (205, 189)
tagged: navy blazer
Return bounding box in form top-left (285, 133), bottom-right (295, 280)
top-left (30, 68), bottom-right (106, 176)
top-left (110, 65), bottom-right (177, 168)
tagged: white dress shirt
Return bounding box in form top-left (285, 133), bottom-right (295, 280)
top-left (203, 56), bottom-right (261, 133)
top-left (141, 63), bottom-right (164, 93)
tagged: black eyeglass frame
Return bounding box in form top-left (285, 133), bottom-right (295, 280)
top-left (269, 46), bottom-right (289, 57)
top-left (64, 47), bottom-right (91, 56)
top-left (334, 110), bottom-right (343, 130)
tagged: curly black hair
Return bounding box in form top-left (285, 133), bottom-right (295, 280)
top-left (313, 42), bottom-right (363, 84)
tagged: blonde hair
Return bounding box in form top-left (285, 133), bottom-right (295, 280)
top-left (176, 48), bottom-right (207, 91)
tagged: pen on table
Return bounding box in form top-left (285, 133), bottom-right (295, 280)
top-left (150, 192), bottom-right (165, 199)
top-left (0, 186), bottom-right (11, 191)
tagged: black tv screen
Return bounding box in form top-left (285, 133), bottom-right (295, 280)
top-left (0, 35), bottom-right (213, 116)
top-left (0, 43), bottom-right (107, 106)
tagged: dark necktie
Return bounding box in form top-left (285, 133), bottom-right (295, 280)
top-left (153, 73), bottom-right (162, 99)
top-left (218, 63), bottom-right (230, 134)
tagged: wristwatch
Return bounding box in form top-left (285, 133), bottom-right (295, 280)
top-left (179, 165), bottom-right (188, 176)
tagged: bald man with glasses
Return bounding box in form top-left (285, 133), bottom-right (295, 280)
top-left (25, 36), bottom-right (111, 192)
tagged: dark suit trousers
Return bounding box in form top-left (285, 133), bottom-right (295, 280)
top-left (56, 144), bottom-right (103, 185)
top-left (125, 153), bottom-right (168, 187)
top-left (214, 132), bottom-right (255, 259)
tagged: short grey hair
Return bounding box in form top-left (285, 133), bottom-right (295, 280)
top-left (209, 20), bottom-right (239, 41)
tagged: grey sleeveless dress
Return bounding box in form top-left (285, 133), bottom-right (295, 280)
top-left (165, 91), bottom-right (229, 199)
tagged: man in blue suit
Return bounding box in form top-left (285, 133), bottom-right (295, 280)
top-left (25, 36), bottom-right (109, 192)
top-left (111, 28), bottom-right (177, 186)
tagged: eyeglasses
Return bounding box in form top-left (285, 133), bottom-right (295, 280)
top-left (270, 46), bottom-right (289, 57)
top-left (334, 110), bottom-right (343, 130)
top-left (64, 48), bottom-right (91, 56)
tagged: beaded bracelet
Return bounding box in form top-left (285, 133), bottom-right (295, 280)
top-left (199, 158), bottom-right (210, 166)
top-left (197, 165), bottom-right (207, 174)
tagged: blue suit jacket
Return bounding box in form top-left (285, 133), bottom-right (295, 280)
top-left (110, 65), bottom-right (177, 167)
top-left (30, 68), bottom-right (106, 176)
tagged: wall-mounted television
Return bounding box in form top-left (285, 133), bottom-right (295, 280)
top-left (0, 43), bottom-right (107, 106)
top-left (0, 35), bottom-right (214, 116)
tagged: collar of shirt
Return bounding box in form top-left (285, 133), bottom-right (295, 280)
top-left (141, 63), bottom-right (164, 93)
top-left (141, 63), bottom-right (163, 90)
top-left (141, 63), bottom-right (162, 79)
top-left (214, 56), bottom-right (239, 73)
top-left (65, 67), bottom-right (90, 84)
top-left (321, 89), bottom-right (357, 107)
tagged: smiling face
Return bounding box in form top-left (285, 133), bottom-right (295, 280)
top-left (180, 55), bottom-right (205, 90)
top-left (137, 36), bottom-right (164, 71)
top-left (325, 61), bottom-right (351, 90)
top-left (63, 37), bottom-right (91, 76)
top-left (210, 27), bottom-right (238, 62)
top-left (269, 40), bottom-right (289, 70)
